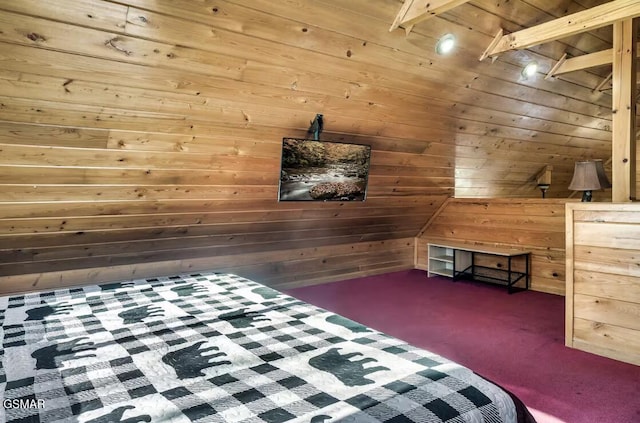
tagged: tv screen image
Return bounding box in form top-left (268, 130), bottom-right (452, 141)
top-left (278, 138), bottom-right (372, 201)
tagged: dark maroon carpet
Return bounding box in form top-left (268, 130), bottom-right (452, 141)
top-left (286, 269), bottom-right (640, 423)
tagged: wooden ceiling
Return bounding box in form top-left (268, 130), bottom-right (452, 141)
top-left (390, 0), bottom-right (639, 199)
top-left (0, 0), bottom-right (637, 287)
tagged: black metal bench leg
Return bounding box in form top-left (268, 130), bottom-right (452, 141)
top-left (508, 256), bottom-right (513, 294)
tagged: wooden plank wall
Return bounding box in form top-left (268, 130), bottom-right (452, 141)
top-left (565, 203), bottom-right (640, 366)
top-left (0, 238), bottom-right (415, 295)
top-left (415, 198), bottom-right (573, 295)
top-left (0, 0), bottom-right (456, 294)
top-left (0, 1), bottom-right (621, 293)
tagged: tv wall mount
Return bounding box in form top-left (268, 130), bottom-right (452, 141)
top-left (308, 114), bottom-right (323, 141)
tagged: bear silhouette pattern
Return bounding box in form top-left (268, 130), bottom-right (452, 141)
top-left (309, 347), bottom-right (389, 387)
top-left (86, 405), bottom-right (151, 423)
top-left (31, 336), bottom-right (97, 369)
top-left (162, 341), bottom-right (231, 379)
top-left (218, 308), bottom-right (270, 328)
top-left (325, 315), bottom-right (372, 333)
top-left (251, 287), bottom-right (282, 300)
top-left (171, 283), bottom-right (207, 297)
top-left (118, 305), bottom-right (164, 325)
top-left (25, 302), bottom-right (73, 321)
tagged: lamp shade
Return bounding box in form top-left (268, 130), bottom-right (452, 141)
top-left (568, 160), bottom-right (611, 191)
top-left (593, 159), bottom-right (612, 189)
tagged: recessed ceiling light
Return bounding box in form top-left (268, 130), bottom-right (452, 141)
top-left (435, 34), bottom-right (455, 55)
top-left (522, 61), bottom-right (538, 78)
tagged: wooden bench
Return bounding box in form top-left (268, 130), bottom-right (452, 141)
top-left (427, 241), bottom-right (531, 294)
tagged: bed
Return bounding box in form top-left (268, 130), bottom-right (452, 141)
top-left (0, 272), bottom-right (536, 422)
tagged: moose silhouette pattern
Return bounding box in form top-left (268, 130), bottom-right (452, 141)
top-left (100, 281), bottom-right (135, 291)
top-left (171, 283), bottom-right (208, 297)
top-left (31, 336), bottom-right (97, 369)
top-left (310, 415), bottom-right (333, 423)
top-left (25, 302), bottom-right (73, 321)
top-left (118, 305), bottom-right (164, 325)
top-left (308, 347), bottom-right (390, 387)
top-left (218, 308), bottom-right (270, 329)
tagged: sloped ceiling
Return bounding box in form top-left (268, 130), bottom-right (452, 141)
top-left (386, 0), bottom-right (634, 198)
top-left (0, 0), bottom-right (632, 282)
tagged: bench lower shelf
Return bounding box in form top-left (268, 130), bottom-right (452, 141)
top-left (454, 265), bottom-right (529, 293)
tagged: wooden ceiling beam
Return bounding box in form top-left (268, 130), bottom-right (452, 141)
top-left (551, 50), bottom-right (613, 76)
top-left (593, 72), bottom-right (613, 92)
top-left (389, 0), bottom-right (471, 33)
top-left (547, 44), bottom-right (640, 78)
top-left (545, 53), bottom-right (568, 80)
top-left (480, 0), bottom-right (640, 60)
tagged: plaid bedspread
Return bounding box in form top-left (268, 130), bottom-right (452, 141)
top-left (0, 272), bottom-right (530, 422)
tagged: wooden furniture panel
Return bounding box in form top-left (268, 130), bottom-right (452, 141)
top-left (566, 203), bottom-right (640, 366)
top-left (574, 269), bottom-right (640, 304)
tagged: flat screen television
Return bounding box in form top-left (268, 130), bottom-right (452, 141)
top-left (278, 137), bottom-right (372, 201)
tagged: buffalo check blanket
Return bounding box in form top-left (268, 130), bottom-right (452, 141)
top-left (0, 272), bottom-right (535, 423)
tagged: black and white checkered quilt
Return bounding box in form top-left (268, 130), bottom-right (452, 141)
top-left (0, 272), bottom-right (534, 422)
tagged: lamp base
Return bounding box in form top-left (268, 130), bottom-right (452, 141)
top-left (538, 184), bottom-right (549, 198)
top-left (581, 190), bottom-right (592, 202)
